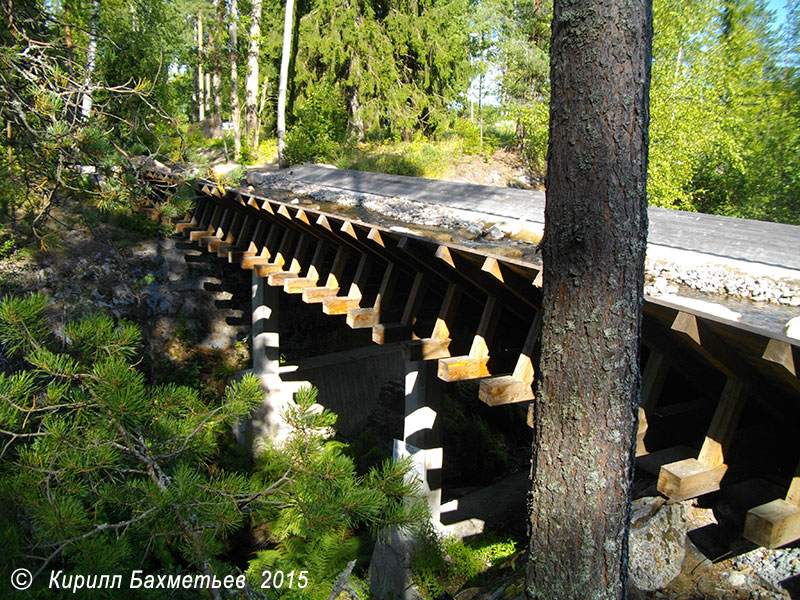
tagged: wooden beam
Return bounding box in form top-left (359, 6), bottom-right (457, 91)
top-left (372, 272), bottom-right (426, 344)
top-left (438, 296), bottom-right (500, 382)
top-left (657, 377), bottom-right (748, 501)
top-left (347, 261), bottom-right (400, 329)
top-left (304, 245), bottom-right (351, 305)
top-left (478, 311), bottom-right (541, 406)
top-left (405, 283), bottom-right (462, 361)
top-left (744, 458), bottom-right (800, 548)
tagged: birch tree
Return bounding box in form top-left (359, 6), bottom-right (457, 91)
top-left (244, 0), bottom-right (263, 148)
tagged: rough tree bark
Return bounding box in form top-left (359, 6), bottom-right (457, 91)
top-left (229, 0), bottom-right (241, 158)
top-left (526, 0), bottom-right (652, 598)
top-left (245, 0), bottom-right (263, 149)
top-left (276, 0), bottom-right (295, 168)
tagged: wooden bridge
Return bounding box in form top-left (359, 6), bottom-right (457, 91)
top-left (140, 163), bottom-right (800, 551)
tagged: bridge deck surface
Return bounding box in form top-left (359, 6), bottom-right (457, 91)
top-left (286, 165), bottom-right (800, 272)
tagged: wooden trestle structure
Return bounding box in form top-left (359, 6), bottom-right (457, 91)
top-left (140, 167), bottom-right (800, 550)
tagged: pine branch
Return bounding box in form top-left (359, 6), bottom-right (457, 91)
top-left (32, 507), bottom-right (158, 581)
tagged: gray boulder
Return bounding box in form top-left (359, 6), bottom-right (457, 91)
top-left (628, 497), bottom-right (689, 592)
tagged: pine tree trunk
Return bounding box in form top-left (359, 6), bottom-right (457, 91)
top-left (276, 0), bottom-right (295, 168)
top-left (526, 0), bottom-right (652, 599)
top-left (80, 0), bottom-right (99, 119)
top-left (197, 9), bottom-right (205, 122)
top-left (230, 0), bottom-right (241, 158)
top-left (245, 0), bottom-right (263, 149)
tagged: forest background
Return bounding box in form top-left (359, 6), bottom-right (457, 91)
top-left (2, 0), bottom-right (797, 234)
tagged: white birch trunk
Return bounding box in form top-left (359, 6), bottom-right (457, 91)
top-left (81, 0), bottom-right (100, 119)
top-left (276, 0), bottom-right (295, 168)
top-left (245, 0), bottom-right (263, 149)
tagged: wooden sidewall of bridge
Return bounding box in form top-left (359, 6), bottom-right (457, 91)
top-left (141, 171), bottom-right (800, 549)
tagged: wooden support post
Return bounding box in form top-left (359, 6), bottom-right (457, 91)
top-left (438, 296), bottom-right (500, 382)
top-left (657, 377), bottom-right (748, 501)
top-left (251, 227), bottom-right (294, 275)
top-left (401, 358), bottom-right (443, 524)
top-left (241, 270), bottom-right (292, 446)
top-left (636, 351), bottom-right (670, 456)
top-left (744, 458), bottom-right (800, 548)
top-left (301, 244), bottom-right (350, 304)
top-left (321, 253), bottom-right (372, 314)
top-left (404, 283), bottom-right (462, 361)
top-left (478, 311), bottom-right (541, 406)
top-left (228, 219), bottom-right (264, 263)
top-left (372, 272), bottom-right (426, 344)
top-left (284, 239), bottom-right (327, 293)
top-left (347, 260), bottom-right (399, 329)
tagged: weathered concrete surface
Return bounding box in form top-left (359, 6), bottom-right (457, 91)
top-left (283, 164), bottom-right (800, 272)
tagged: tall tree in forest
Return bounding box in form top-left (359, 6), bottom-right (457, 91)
top-left (245, 0), bottom-right (263, 148)
top-left (526, 1), bottom-right (651, 599)
top-left (197, 7), bottom-right (205, 121)
top-left (230, 0), bottom-right (242, 158)
top-left (276, 0), bottom-right (295, 168)
top-left (209, 0), bottom-right (225, 137)
top-left (80, 0), bottom-right (100, 118)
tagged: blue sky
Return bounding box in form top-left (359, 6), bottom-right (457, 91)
top-left (766, 0), bottom-right (790, 29)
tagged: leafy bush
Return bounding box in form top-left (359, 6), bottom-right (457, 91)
top-left (284, 84), bottom-right (349, 165)
top-left (513, 101), bottom-right (549, 178)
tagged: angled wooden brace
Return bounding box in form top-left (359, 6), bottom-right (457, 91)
top-left (284, 236), bottom-right (328, 294)
top-left (266, 229), bottom-right (314, 286)
top-left (188, 202), bottom-right (224, 242)
top-left (321, 252), bottom-right (373, 314)
top-left (198, 206), bottom-right (236, 251)
top-left (744, 457), bottom-right (800, 548)
top-left (657, 376), bottom-right (748, 502)
top-left (478, 310), bottom-right (542, 406)
top-left (231, 219), bottom-right (268, 265)
top-left (372, 271), bottom-right (427, 344)
top-left (244, 224), bottom-right (291, 272)
top-left (298, 216), bottom-right (352, 303)
top-left (215, 211), bottom-right (251, 258)
top-left (347, 260), bottom-right (400, 329)
top-left (179, 198), bottom-right (216, 236)
top-left (636, 350), bottom-right (671, 457)
top-left (438, 295), bottom-right (501, 382)
top-left (404, 283), bottom-right (463, 361)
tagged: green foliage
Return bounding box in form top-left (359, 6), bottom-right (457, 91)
top-left (284, 84), bottom-right (349, 165)
top-left (0, 294), bottom-right (428, 597)
top-left (411, 529), bottom-right (518, 598)
top-left (246, 385), bottom-right (428, 597)
top-left (512, 100), bottom-right (549, 176)
top-left (0, 293), bottom-right (266, 591)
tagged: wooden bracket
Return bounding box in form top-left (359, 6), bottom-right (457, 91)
top-left (438, 296), bottom-right (500, 381)
top-left (478, 311), bottom-right (541, 406)
top-left (372, 271), bottom-right (426, 344)
top-left (657, 377), bottom-right (748, 501)
top-left (405, 283), bottom-right (462, 361)
top-left (744, 457), bottom-right (800, 548)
